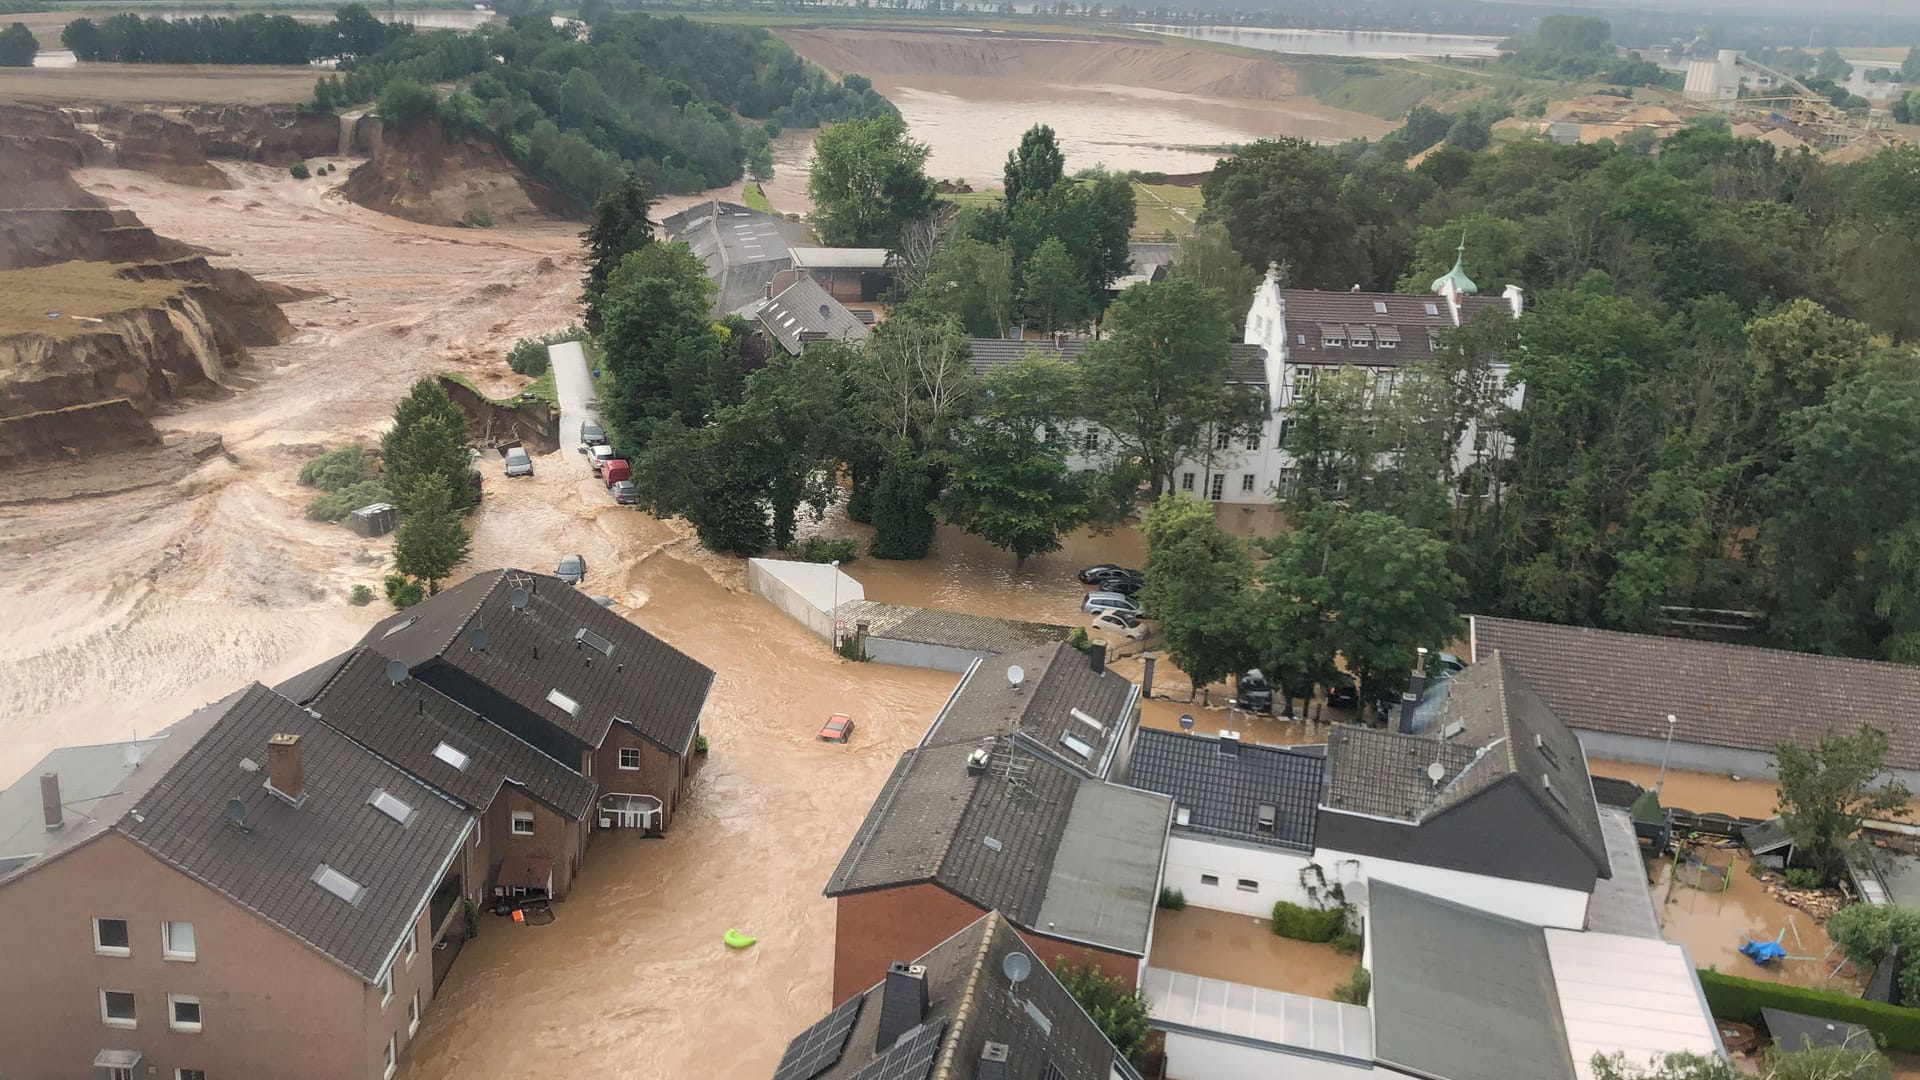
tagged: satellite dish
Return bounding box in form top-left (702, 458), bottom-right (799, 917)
top-left (510, 587), bottom-right (531, 611)
top-left (1007, 665), bottom-right (1025, 688)
top-left (468, 626), bottom-right (489, 651)
top-left (1178, 713), bottom-right (1195, 732)
top-left (385, 658), bottom-right (409, 685)
top-left (1002, 951), bottom-right (1031, 986)
top-left (1426, 761), bottom-right (1447, 785)
top-left (224, 798), bottom-right (247, 825)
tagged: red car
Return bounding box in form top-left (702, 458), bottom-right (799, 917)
top-left (817, 713), bottom-right (854, 743)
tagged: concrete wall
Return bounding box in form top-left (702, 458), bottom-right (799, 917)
top-left (1313, 847), bottom-right (1590, 929)
top-left (1159, 1030), bottom-right (1376, 1080)
top-left (747, 558), bottom-right (862, 643)
top-left (0, 833), bottom-right (386, 1080)
top-left (1012, 927), bottom-right (1141, 995)
top-left (861, 636), bottom-right (988, 672)
top-left (1162, 834), bottom-right (1317, 918)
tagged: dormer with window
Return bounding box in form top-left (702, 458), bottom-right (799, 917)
top-left (1347, 324), bottom-right (1374, 350)
top-left (1319, 324), bottom-right (1344, 348)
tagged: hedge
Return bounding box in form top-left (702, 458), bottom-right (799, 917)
top-left (1272, 901), bottom-right (1346, 943)
top-left (1697, 968), bottom-right (1920, 1052)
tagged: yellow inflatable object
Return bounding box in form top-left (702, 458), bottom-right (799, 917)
top-left (724, 928), bottom-right (757, 949)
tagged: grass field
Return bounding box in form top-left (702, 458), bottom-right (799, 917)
top-left (741, 182), bottom-right (773, 214)
top-left (0, 262), bottom-right (189, 340)
top-left (939, 181), bottom-right (1203, 241)
top-left (0, 63), bottom-right (317, 105)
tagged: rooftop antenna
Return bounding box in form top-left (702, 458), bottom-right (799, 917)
top-left (224, 798), bottom-right (250, 832)
top-left (1426, 760), bottom-right (1446, 789)
top-left (385, 659), bottom-right (408, 686)
top-left (1002, 951), bottom-right (1031, 989)
top-left (1006, 665), bottom-right (1025, 692)
top-left (468, 626), bottom-right (489, 652)
top-left (510, 587), bottom-right (531, 612)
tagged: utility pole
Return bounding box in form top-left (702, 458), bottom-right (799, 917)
top-left (1655, 713), bottom-right (1678, 795)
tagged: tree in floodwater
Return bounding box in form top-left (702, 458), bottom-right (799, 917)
top-left (941, 355), bottom-right (1098, 565)
top-left (580, 172), bottom-right (656, 333)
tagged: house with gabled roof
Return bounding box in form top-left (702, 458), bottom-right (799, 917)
top-left (923, 642), bottom-right (1141, 780)
top-left (0, 683), bottom-right (477, 1080)
top-left (294, 646), bottom-right (597, 900)
top-left (773, 910), bottom-right (1141, 1080)
top-left (357, 568), bottom-right (714, 836)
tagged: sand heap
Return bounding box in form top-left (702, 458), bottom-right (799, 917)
top-left (340, 117), bottom-right (566, 228)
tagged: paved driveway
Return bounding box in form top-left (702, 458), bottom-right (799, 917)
top-left (547, 339), bottom-right (593, 452)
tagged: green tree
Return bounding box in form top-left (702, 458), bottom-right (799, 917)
top-left (598, 241), bottom-right (727, 450)
top-left (60, 18), bottom-right (102, 61)
top-left (1773, 728), bottom-right (1911, 884)
top-left (1200, 137), bottom-right (1362, 290)
top-left (1002, 123), bottom-right (1064, 209)
top-left (1006, 169), bottom-right (1135, 303)
top-left (1171, 222), bottom-right (1259, 325)
top-left (632, 416), bottom-right (773, 557)
top-left (1259, 507), bottom-right (1463, 701)
top-left (391, 477), bottom-right (471, 595)
top-left (915, 238), bottom-right (1014, 337)
top-left (808, 114), bottom-right (936, 248)
top-left (0, 21), bottom-right (37, 66)
top-left (580, 172), bottom-right (655, 332)
top-left (1140, 495), bottom-right (1255, 703)
top-left (1401, 104), bottom-right (1454, 155)
top-left (1815, 47), bottom-right (1853, 83)
top-left (1052, 960), bottom-right (1150, 1066)
top-left (376, 78), bottom-right (438, 127)
top-left (1018, 237), bottom-right (1094, 333)
top-left (1903, 46), bottom-right (1920, 83)
top-left (737, 349), bottom-right (845, 550)
top-left (1825, 904), bottom-right (1920, 1005)
top-left (941, 356), bottom-right (1095, 564)
top-left (1592, 1043), bottom-right (1889, 1080)
top-left (380, 378), bottom-right (476, 517)
top-left (1079, 277), bottom-right (1260, 496)
top-left (868, 448), bottom-right (939, 560)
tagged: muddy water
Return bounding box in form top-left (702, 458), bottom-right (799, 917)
top-left (1652, 848), bottom-right (1854, 991)
top-left (1137, 26), bottom-right (1503, 60)
top-left (1148, 905), bottom-right (1353, 999)
top-left (1586, 759), bottom-right (1786, 821)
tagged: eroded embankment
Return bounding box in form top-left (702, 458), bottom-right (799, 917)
top-left (780, 27), bottom-right (1314, 101)
top-left (340, 117), bottom-right (567, 228)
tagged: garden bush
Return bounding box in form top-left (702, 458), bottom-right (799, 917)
top-left (1697, 968), bottom-right (1920, 1051)
top-left (1159, 886), bottom-right (1186, 911)
top-left (289, 161), bottom-right (310, 179)
top-left (1272, 901), bottom-right (1346, 943)
top-left (1331, 964), bottom-right (1371, 1005)
top-left (505, 326), bottom-right (585, 377)
top-left (348, 584), bottom-right (374, 606)
top-left (786, 536), bottom-right (860, 564)
top-left (299, 445), bottom-right (390, 521)
top-left (384, 573), bottom-right (424, 610)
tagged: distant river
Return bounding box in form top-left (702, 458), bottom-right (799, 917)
top-left (1134, 25), bottom-right (1503, 60)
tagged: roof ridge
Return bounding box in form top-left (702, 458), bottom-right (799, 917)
top-left (1472, 613), bottom-right (1920, 674)
top-left (436, 569), bottom-right (510, 658)
top-left (930, 911), bottom-right (1000, 1080)
top-left (309, 646), bottom-right (365, 703)
top-left (1489, 651), bottom-right (1518, 774)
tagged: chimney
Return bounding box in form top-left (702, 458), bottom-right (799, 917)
top-left (976, 1043), bottom-right (1011, 1080)
top-left (1217, 730), bottom-right (1241, 756)
top-left (40, 772), bottom-right (62, 831)
top-left (267, 733), bottom-right (305, 803)
top-left (876, 961), bottom-right (929, 1052)
top-left (1397, 648), bottom-right (1429, 735)
top-left (1088, 642), bottom-right (1106, 675)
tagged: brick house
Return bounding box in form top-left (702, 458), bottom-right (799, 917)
top-left (824, 643), bottom-right (1170, 1004)
top-left (349, 569), bottom-right (714, 838)
top-left (0, 684), bottom-right (475, 1080)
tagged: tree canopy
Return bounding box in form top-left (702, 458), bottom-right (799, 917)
top-left (808, 114), bottom-right (937, 249)
top-left (1773, 728), bottom-right (1911, 884)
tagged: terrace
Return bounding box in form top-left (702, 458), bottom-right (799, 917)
top-left (1146, 906), bottom-right (1354, 999)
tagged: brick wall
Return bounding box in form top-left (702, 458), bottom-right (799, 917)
top-left (592, 724), bottom-right (685, 829)
top-left (484, 788), bottom-right (579, 899)
top-left (1011, 928), bottom-right (1140, 994)
top-left (831, 885), bottom-right (986, 1005)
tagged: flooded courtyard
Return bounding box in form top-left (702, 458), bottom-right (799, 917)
top-left (1148, 906), bottom-right (1354, 999)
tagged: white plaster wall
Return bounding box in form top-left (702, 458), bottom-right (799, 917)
top-left (1162, 834), bottom-right (1317, 917)
top-left (1161, 1031), bottom-right (1375, 1080)
top-left (1314, 847), bottom-right (1590, 929)
top-left (745, 558), bottom-right (861, 642)
top-left (860, 637), bottom-right (988, 673)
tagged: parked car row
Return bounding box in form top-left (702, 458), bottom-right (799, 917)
top-left (1076, 564), bottom-right (1144, 594)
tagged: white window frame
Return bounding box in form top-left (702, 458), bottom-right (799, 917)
top-left (1214, 430), bottom-right (1231, 450)
top-left (408, 992), bottom-right (421, 1037)
top-left (1237, 878), bottom-right (1260, 893)
top-left (1180, 472), bottom-right (1195, 491)
top-left (511, 811), bottom-right (536, 836)
top-left (384, 1036), bottom-right (398, 1080)
top-left (177, 1070), bottom-right (209, 1080)
top-left (1244, 432), bottom-right (1261, 451)
top-left (162, 920), bottom-right (196, 962)
top-left (1241, 474), bottom-right (1256, 493)
top-left (404, 926), bottom-right (417, 967)
top-left (618, 747), bottom-right (641, 771)
top-left (168, 993), bottom-right (203, 1034)
top-left (1209, 474), bottom-right (1226, 501)
top-left (379, 968), bottom-right (393, 1009)
top-left (107, 1069), bottom-right (134, 1080)
top-left (100, 988), bottom-right (137, 1029)
top-left (93, 916), bottom-right (130, 957)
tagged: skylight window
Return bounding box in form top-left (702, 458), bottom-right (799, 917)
top-left (1069, 707), bottom-right (1104, 734)
top-left (431, 742), bottom-right (470, 771)
top-left (1425, 302), bottom-right (1441, 317)
top-left (574, 627), bottom-right (614, 657)
top-left (547, 689), bottom-right (580, 716)
top-left (313, 863), bottom-right (364, 905)
top-left (1373, 300), bottom-right (1389, 314)
top-left (381, 617), bottom-right (419, 638)
top-left (1059, 732), bottom-right (1093, 759)
top-left (367, 790), bottom-right (415, 826)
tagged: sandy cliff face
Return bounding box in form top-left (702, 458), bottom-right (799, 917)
top-left (340, 118), bottom-right (565, 227)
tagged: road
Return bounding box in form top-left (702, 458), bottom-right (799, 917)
top-left (547, 339), bottom-right (593, 452)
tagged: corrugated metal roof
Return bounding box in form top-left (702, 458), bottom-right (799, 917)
top-left (1142, 966), bottom-right (1373, 1063)
top-left (1545, 928), bottom-right (1721, 1080)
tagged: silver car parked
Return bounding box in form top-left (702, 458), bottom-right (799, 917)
top-left (503, 447), bottom-right (534, 477)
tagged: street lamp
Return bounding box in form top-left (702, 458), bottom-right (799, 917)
top-left (1655, 713), bottom-right (1678, 795)
top-left (830, 559), bottom-right (841, 648)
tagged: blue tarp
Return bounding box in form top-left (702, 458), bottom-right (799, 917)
top-left (1741, 939), bottom-right (1787, 965)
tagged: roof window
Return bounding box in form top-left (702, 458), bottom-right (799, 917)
top-left (547, 689), bottom-right (580, 717)
top-left (367, 790), bottom-right (415, 826)
top-left (381, 617), bottom-right (419, 638)
top-left (313, 863), bottom-right (364, 905)
top-left (1425, 302), bottom-right (1441, 317)
top-left (432, 742), bottom-right (470, 771)
top-left (1059, 732), bottom-right (1093, 760)
top-left (1373, 300), bottom-right (1389, 314)
top-left (574, 627), bottom-right (614, 657)
top-left (1257, 804), bottom-right (1277, 833)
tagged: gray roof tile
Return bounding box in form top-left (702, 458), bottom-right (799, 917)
top-left (1279, 289), bottom-right (1507, 369)
top-left (837, 601), bottom-right (1068, 656)
top-left (363, 569), bottom-right (714, 754)
top-left (925, 643), bottom-right (1137, 778)
top-left (745, 276), bottom-right (871, 354)
top-left (1128, 728), bottom-right (1323, 850)
top-left (1471, 615), bottom-right (1920, 771)
top-left (306, 648), bottom-right (596, 820)
top-left (116, 684), bottom-right (471, 983)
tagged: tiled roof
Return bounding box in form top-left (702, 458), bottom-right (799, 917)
top-left (362, 569), bottom-right (714, 754)
top-left (1324, 655), bottom-right (1609, 877)
top-left (785, 911), bottom-right (1133, 1080)
top-left (744, 276), bottom-right (871, 355)
top-left (836, 600), bottom-right (1068, 655)
top-left (1128, 728), bottom-right (1323, 850)
top-left (116, 684), bottom-right (471, 983)
top-left (1369, 881), bottom-right (1575, 1080)
top-left (306, 648), bottom-right (596, 820)
top-left (1470, 615), bottom-right (1920, 771)
top-left (826, 738), bottom-right (1167, 955)
top-left (966, 339), bottom-right (1266, 389)
top-left (925, 643), bottom-right (1138, 778)
top-left (1279, 289), bottom-right (1507, 368)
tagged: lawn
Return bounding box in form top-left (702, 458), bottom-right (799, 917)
top-left (1131, 182), bottom-right (1204, 240)
top-left (741, 182), bottom-right (773, 214)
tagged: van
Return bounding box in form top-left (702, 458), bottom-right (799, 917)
top-left (603, 459), bottom-right (631, 486)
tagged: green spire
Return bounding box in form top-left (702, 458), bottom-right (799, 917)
top-left (1430, 234), bottom-right (1479, 296)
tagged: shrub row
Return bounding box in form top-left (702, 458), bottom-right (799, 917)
top-left (1271, 901), bottom-right (1345, 943)
top-left (1697, 969), bottom-right (1920, 1052)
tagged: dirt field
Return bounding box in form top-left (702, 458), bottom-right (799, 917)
top-left (0, 262), bottom-right (189, 339)
top-left (0, 63), bottom-right (319, 105)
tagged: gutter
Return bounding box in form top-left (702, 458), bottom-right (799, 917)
top-left (370, 818), bottom-right (477, 987)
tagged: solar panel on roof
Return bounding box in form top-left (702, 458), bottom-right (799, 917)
top-left (850, 1020), bottom-right (945, 1080)
top-left (773, 993), bottom-right (865, 1080)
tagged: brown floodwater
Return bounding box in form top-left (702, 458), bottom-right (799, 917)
top-left (1585, 760), bottom-right (1786, 821)
top-left (1147, 905), bottom-right (1353, 999)
top-left (1652, 848), bottom-right (1855, 992)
